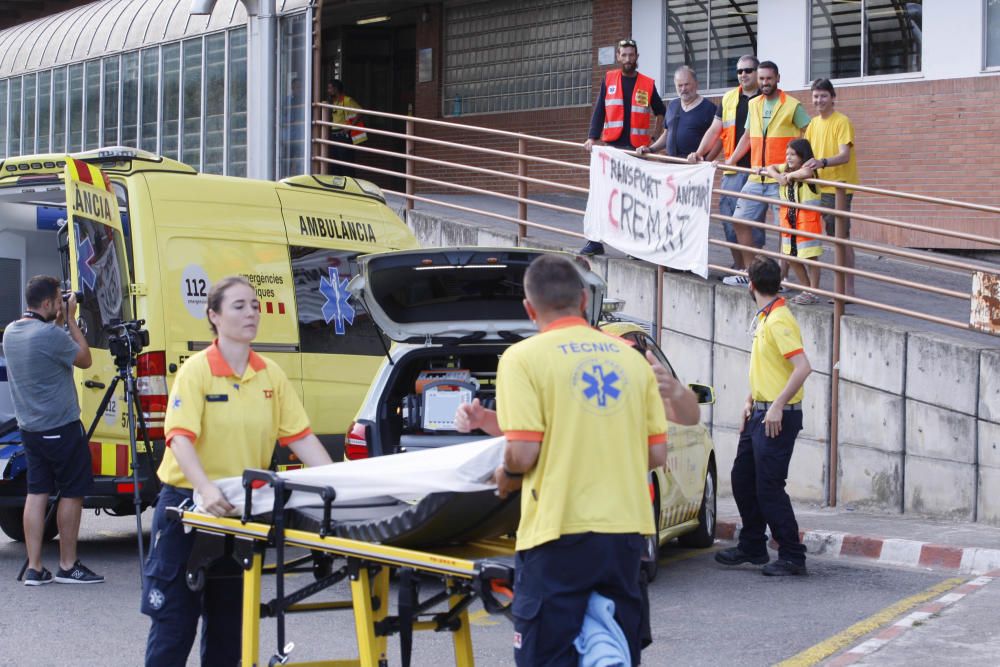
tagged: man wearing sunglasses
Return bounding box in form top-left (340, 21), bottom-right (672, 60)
top-left (688, 55), bottom-right (763, 273)
top-left (581, 38), bottom-right (666, 256)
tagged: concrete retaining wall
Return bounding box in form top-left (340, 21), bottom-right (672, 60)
top-left (403, 209), bottom-right (1000, 525)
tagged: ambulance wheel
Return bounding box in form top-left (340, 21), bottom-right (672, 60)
top-left (678, 463), bottom-right (716, 548)
top-left (0, 506), bottom-right (59, 543)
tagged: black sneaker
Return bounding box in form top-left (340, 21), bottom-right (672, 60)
top-left (579, 241), bottom-right (605, 256)
top-left (24, 567), bottom-right (53, 586)
top-left (54, 560), bottom-right (105, 584)
top-left (714, 546), bottom-right (769, 566)
top-left (762, 559), bottom-right (807, 576)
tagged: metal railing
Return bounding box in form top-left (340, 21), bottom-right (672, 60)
top-left (312, 102), bottom-right (1000, 506)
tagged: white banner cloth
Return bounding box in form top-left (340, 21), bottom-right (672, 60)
top-left (583, 147), bottom-right (714, 277)
top-left (200, 437), bottom-right (505, 516)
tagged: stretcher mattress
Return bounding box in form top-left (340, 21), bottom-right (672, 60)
top-left (284, 489), bottom-right (520, 548)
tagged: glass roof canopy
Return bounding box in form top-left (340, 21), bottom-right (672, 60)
top-left (0, 0), bottom-right (310, 78)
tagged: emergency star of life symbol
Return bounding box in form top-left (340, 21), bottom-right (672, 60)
top-left (581, 364), bottom-right (621, 407)
top-left (148, 588), bottom-right (165, 611)
top-left (77, 236), bottom-right (97, 291)
top-left (319, 267), bottom-right (355, 335)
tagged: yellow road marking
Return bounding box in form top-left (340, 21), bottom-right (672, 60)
top-left (469, 609), bottom-right (499, 626)
top-left (774, 576), bottom-right (966, 667)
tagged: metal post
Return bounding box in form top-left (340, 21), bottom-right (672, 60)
top-left (320, 104), bottom-right (331, 175)
top-left (244, 0), bottom-right (276, 180)
top-left (405, 118), bottom-right (415, 212)
top-left (517, 138), bottom-right (527, 241)
top-left (656, 265), bottom-right (664, 343)
top-left (828, 185), bottom-right (847, 507)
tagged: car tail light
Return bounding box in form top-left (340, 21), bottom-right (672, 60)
top-left (345, 421), bottom-right (369, 460)
top-left (136, 351), bottom-right (167, 440)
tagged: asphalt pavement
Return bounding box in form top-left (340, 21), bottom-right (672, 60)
top-left (0, 510), bottom-right (988, 667)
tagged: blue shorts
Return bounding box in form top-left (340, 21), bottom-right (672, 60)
top-left (719, 172), bottom-right (766, 248)
top-left (731, 180), bottom-right (780, 248)
top-left (21, 420), bottom-right (92, 497)
top-left (512, 532), bottom-right (644, 666)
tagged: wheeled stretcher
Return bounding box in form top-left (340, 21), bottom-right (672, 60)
top-left (172, 468), bottom-right (517, 667)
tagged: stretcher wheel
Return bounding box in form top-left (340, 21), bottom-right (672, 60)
top-left (186, 567), bottom-right (206, 592)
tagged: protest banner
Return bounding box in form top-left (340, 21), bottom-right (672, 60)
top-left (583, 146), bottom-right (714, 277)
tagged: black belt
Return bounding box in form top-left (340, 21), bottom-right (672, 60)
top-left (752, 401), bottom-right (801, 412)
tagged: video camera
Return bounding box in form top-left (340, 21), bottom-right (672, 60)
top-left (105, 318), bottom-right (150, 366)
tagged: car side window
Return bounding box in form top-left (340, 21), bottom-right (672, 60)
top-left (290, 246), bottom-right (387, 356)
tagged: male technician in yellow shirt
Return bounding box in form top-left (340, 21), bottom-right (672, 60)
top-left (802, 78), bottom-right (859, 296)
top-left (493, 254), bottom-right (668, 666)
top-left (715, 256), bottom-right (812, 576)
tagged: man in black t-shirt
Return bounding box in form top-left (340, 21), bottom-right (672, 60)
top-left (638, 66), bottom-right (717, 159)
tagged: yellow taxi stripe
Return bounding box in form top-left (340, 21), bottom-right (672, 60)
top-left (774, 577), bottom-right (966, 667)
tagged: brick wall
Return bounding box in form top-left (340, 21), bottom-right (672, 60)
top-left (405, 1), bottom-right (996, 250)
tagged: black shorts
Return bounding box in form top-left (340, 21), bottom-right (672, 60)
top-left (21, 421), bottom-right (92, 497)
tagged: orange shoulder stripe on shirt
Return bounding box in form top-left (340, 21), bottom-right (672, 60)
top-left (504, 430), bottom-right (544, 442)
top-left (648, 433), bottom-right (667, 446)
top-left (165, 428), bottom-right (197, 448)
top-left (783, 348), bottom-right (804, 359)
top-left (278, 427), bottom-right (313, 447)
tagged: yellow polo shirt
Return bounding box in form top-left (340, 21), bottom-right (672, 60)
top-left (749, 298), bottom-right (805, 404)
top-left (159, 343), bottom-right (311, 488)
top-left (497, 317), bottom-right (667, 551)
top-left (804, 110), bottom-right (858, 194)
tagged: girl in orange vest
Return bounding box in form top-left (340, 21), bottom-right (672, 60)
top-left (764, 138), bottom-right (824, 305)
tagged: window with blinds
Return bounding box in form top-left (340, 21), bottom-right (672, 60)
top-left (443, 0), bottom-right (592, 116)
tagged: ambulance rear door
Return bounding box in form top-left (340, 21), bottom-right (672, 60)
top-left (63, 159), bottom-right (135, 447)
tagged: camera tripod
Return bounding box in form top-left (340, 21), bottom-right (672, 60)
top-left (16, 347), bottom-right (161, 585)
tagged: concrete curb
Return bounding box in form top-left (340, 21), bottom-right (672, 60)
top-left (826, 571), bottom-right (1000, 666)
top-left (717, 519), bottom-right (1000, 575)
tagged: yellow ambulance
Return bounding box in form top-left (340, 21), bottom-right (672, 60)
top-left (0, 147), bottom-right (417, 540)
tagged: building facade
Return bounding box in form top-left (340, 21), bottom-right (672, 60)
top-left (0, 0), bottom-right (996, 248)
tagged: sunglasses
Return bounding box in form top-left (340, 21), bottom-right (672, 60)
top-left (736, 67), bottom-right (756, 74)
top-left (618, 39), bottom-right (637, 48)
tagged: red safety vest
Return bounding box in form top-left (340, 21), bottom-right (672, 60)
top-left (600, 70), bottom-right (655, 148)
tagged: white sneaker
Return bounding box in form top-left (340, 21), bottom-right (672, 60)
top-left (722, 274), bottom-right (749, 286)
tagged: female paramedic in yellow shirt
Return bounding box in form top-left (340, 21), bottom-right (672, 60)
top-left (142, 276), bottom-right (333, 667)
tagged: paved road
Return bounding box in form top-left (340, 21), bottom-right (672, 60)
top-left (0, 512), bottom-right (970, 666)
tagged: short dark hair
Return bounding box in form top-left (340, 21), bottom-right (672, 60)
top-left (757, 60), bottom-right (779, 76)
top-left (328, 78), bottom-right (344, 93)
top-left (747, 257), bottom-right (781, 297)
top-left (25, 275), bottom-right (60, 309)
top-left (524, 255), bottom-right (584, 313)
top-left (810, 78), bottom-right (836, 96)
top-left (737, 54), bottom-right (759, 69)
top-left (206, 276), bottom-right (255, 335)
top-left (787, 138), bottom-right (815, 164)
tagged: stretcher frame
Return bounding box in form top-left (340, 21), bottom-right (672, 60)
top-left (172, 469), bottom-right (515, 667)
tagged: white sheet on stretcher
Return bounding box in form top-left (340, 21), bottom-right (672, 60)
top-left (200, 436), bottom-right (505, 516)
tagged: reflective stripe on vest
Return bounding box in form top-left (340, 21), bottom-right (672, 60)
top-left (779, 181), bottom-right (824, 258)
top-left (601, 70), bottom-right (655, 148)
top-left (719, 86), bottom-right (743, 158)
top-left (747, 91), bottom-right (801, 181)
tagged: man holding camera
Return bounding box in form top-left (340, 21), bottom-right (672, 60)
top-left (2, 275), bottom-right (104, 585)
